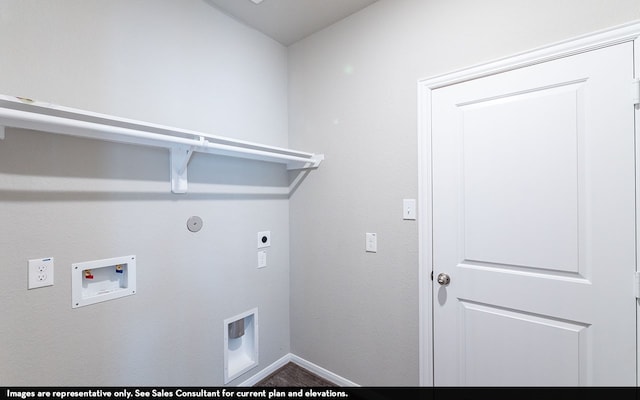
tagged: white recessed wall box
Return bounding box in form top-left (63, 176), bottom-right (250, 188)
top-left (224, 308), bottom-right (258, 384)
top-left (71, 255), bottom-right (136, 308)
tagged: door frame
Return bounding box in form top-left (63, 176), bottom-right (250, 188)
top-left (417, 20), bottom-right (640, 386)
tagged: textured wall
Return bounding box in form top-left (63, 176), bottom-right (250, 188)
top-left (0, 0), bottom-right (291, 386)
top-left (288, 0), bottom-right (640, 386)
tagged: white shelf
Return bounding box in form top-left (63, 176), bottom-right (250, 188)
top-left (0, 94), bottom-right (324, 193)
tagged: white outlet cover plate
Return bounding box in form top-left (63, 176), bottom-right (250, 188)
top-left (257, 231), bottom-right (271, 248)
top-left (28, 257), bottom-right (54, 289)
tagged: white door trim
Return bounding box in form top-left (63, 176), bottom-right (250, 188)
top-left (417, 20), bottom-right (640, 386)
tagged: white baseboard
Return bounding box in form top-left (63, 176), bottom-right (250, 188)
top-left (288, 354), bottom-right (359, 387)
top-left (238, 353), bottom-right (359, 387)
top-left (237, 354), bottom-right (292, 387)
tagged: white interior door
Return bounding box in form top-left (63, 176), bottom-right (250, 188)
top-left (431, 42), bottom-right (636, 386)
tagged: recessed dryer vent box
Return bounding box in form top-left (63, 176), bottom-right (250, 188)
top-left (72, 255), bottom-right (136, 308)
top-left (224, 308), bottom-right (258, 384)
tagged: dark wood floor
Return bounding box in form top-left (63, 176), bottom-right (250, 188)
top-left (254, 362), bottom-right (337, 387)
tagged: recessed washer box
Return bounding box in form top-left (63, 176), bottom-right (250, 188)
top-left (72, 255), bottom-right (136, 308)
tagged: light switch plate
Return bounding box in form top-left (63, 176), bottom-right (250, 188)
top-left (28, 257), bottom-right (54, 289)
top-left (258, 251), bottom-right (267, 268)
top-left (403, 199), bottom-right (417, 220)
top-left (366, 233), bottom-right (377, 253)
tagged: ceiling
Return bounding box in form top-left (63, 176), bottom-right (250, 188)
top-left (205, 0), bottom-right (379, 46)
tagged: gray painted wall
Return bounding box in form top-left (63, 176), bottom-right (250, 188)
top-left (288, 0), bottom-right (640, 386)
top-left (0, 0), bottom-right (291, 386)
top-left (3, 0), bottom-right (640, 388)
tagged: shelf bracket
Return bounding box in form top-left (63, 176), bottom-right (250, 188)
top-left (170, 144), bottom-right (197, 194)
top-left (0, 95), bottom-right (324, 193)
top-left (286, 154), bottom-right (324, 170)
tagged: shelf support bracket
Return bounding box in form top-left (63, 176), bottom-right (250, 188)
top-left (170, 145), bottom-right (196, 194)
top-left (0, 95), bottom-right (324, 193)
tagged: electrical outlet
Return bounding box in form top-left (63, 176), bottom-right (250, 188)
top-left (28, 257), bottom-right (54, 289)
top-left (257, 231), bottom-right (271, 248)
